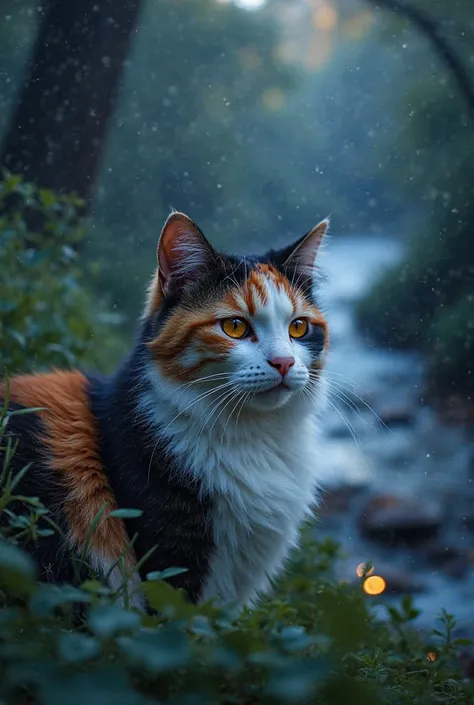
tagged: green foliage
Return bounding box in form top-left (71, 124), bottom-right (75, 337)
top-left (0, 403), bottom-right (473, 704)
top-left (0, 173), bottom-right (123, 375)
top-left (355, 2), bottom-right (474, 397)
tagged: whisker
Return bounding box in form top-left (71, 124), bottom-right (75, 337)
top-left (234, 390), bottom-right (252, 431)
top-left (146, 382), bottom-right (235, 483)
top-left (317, 371), bottom-right (389, 431)
top-left (220, 389), bottom-right (248, 442)
top-left (207, 388), bottom-right (241, 437)
top-left (325, 381), bottom-right (367, 419)
top-left (132, 371), bottom-right (233, 425)
top-left (160, 381), bottom-right (235, 436)
top-left (191, 387), bottom-right (240, 465)
top-left (302, 379), bottom-right (363, 451)
top-left (325, 397), bottom-right (362, 452)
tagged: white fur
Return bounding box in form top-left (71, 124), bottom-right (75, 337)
top-left (88, 551), bottom-right (146, 611)
top-left (139, 275), bottom-right (328, 607)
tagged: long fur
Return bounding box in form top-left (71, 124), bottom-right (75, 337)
top-left (0, 214), bottom-right (330, 610)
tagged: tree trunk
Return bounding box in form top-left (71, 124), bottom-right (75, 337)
top-left (1, 0), bottom-right (143, 207)
top-left (365, 0), bottom-right (474, 120)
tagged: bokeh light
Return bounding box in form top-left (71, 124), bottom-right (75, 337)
top-left (362, 575), bottom-right (386, 596)
top-left (356, 562), bottom-right (375, 578)
top-left (312, 3), bottom-right (337, 31)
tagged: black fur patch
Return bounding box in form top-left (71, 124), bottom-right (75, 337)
top-left (0, 402), bottom-right (78, 585)
top-left (86, 338), bottom-right (215, 604)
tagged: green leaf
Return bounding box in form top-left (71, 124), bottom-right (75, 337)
top-left (30, 584), bottom-right (92, 616)
top-left (88, 604), bottom-right (141, 637)
top-left (278, 625), bottom-right (315, 652)
top-left (0, 540), bottom-right (36, 595)
top-left (141, 580), bottom-right (196, 618)
top-left (266, 659), bottom-right (329, 701)
top-left (39, 188), bottom-right (56, 208)
top-left (117, 628), bottom-right (191, 672)
top-left (81, 579), bottom-right (113, 596)
top-left (109, 508), bottom-right (144, 519)
top-left (146, 566), bottom-right (188, 581)
top-left (38, 670), bottom-right (148, 705)
top-left (58, 632), bottom-right (101, 664)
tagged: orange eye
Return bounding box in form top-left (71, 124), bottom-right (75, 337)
top-left (289, 318), bottom-right (308, 339)
top-left (221, 317), bottom-right (249, 339)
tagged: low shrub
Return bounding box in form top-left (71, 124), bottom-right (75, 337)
top-left (0, 400), bottom-right (473, 705)
top-left (0, 173), bottom-right (123, 376)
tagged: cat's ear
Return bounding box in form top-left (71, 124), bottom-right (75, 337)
top-left (157, 211), bottom-right (216, 296)
top-left (280, 218), bottom-right (329, 275)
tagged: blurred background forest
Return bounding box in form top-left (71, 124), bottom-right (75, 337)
top-left (1, 0), bottom-right (473, 402)
top-left (1, 0), bottom-right (474, 700)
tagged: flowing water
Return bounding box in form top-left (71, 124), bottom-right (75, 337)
top-left (316, 236), bottom-right (474, 635)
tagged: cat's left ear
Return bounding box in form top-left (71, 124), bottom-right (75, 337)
top-left (279, 218), bottom-right (329, 274)
top-left (157, 211), bottom-right (217, 296)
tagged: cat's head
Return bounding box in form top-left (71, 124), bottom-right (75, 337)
top-left (143, 212), bottom-right (329, 415)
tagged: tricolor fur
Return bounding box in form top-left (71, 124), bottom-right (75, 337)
top-left (0, 212), bottom-right (331, 610)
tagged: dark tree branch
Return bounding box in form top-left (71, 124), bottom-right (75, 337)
top-left (1, 0), bottom-right (143, 207)
top-left (366, 0), bottom-right (474, 119)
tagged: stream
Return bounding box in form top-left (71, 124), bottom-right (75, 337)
top-left (316, 235), bottom-right (474, 637)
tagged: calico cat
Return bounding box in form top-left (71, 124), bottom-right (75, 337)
top-left (0, 211), bottom-right (330, 611)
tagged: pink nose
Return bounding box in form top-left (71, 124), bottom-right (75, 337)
top-left (268, 356), bottom-right (295, 378)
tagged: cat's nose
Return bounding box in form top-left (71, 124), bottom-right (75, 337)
top-left (267, 356), bottom-right (295, 378)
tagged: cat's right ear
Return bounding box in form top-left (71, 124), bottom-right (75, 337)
top-left (157, 212), bottom-right (216, 297)
top-left (144, 212), bottom-right (216, 318)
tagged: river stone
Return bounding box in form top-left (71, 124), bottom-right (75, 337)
top-left (425, 545), bottom-right (470, 579)
top-left (359, 493), bottom-right (442, 546)
top-left (319, 484), bottom-right (367, 517)
top-left (377, 405), bottom-right (416, 428)
top-left (317, 439), bottom-right (372, 488)
top-left (375, 567), bottom-right (425, 595)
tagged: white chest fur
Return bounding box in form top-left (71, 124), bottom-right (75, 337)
top-left (199, 412), bottom-right (323, 606)
top-left (141, 379), bottom-right (325, 607)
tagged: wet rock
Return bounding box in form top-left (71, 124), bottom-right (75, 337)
top-left (364, 430), bottom-right (414, 467)
top-left (317, 439), bottom-right (372, 488)
top-left (378, 405), bottom-right (416, 428)
top-left (426, 545), bottom-right (470, 579)
top-left (459, 652), bottom-right (474, 680)
top-left (380, 567), bottom-right (425, 595)
top-left (359, 494), bottom-right (443, 546)
top-left (441, 394), bottom-right (474, 424)
top-left (319, 484), bottom-right (366, 517)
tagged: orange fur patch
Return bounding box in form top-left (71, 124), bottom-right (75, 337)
top-left (148, 308), bottom-right (231, 381)
top-left (3, 372), bottom-right (136, 572)
top-left (146, 263), bottom-right (329, 382)
top-left (194, 329), bottom-right (234, 353)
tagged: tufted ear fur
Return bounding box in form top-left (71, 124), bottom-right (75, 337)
top-left (279, 218), bottom-right (329, 276)
top-left (157, 211), bottom-right (217, 296)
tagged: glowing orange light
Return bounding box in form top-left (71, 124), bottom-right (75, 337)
top-left (313, 4), bottom-right (337, 31)
top-left (261, 88), bottom-right (285, 111)
top-left (427, 651), bottom-right (437, 662)
top-left (362, 575), bottom-right (386, 596)
top-left (356, 562), bottom-right (375, 578)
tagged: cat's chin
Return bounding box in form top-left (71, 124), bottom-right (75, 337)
top-left (247, 385), bottom-right (294, 412)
